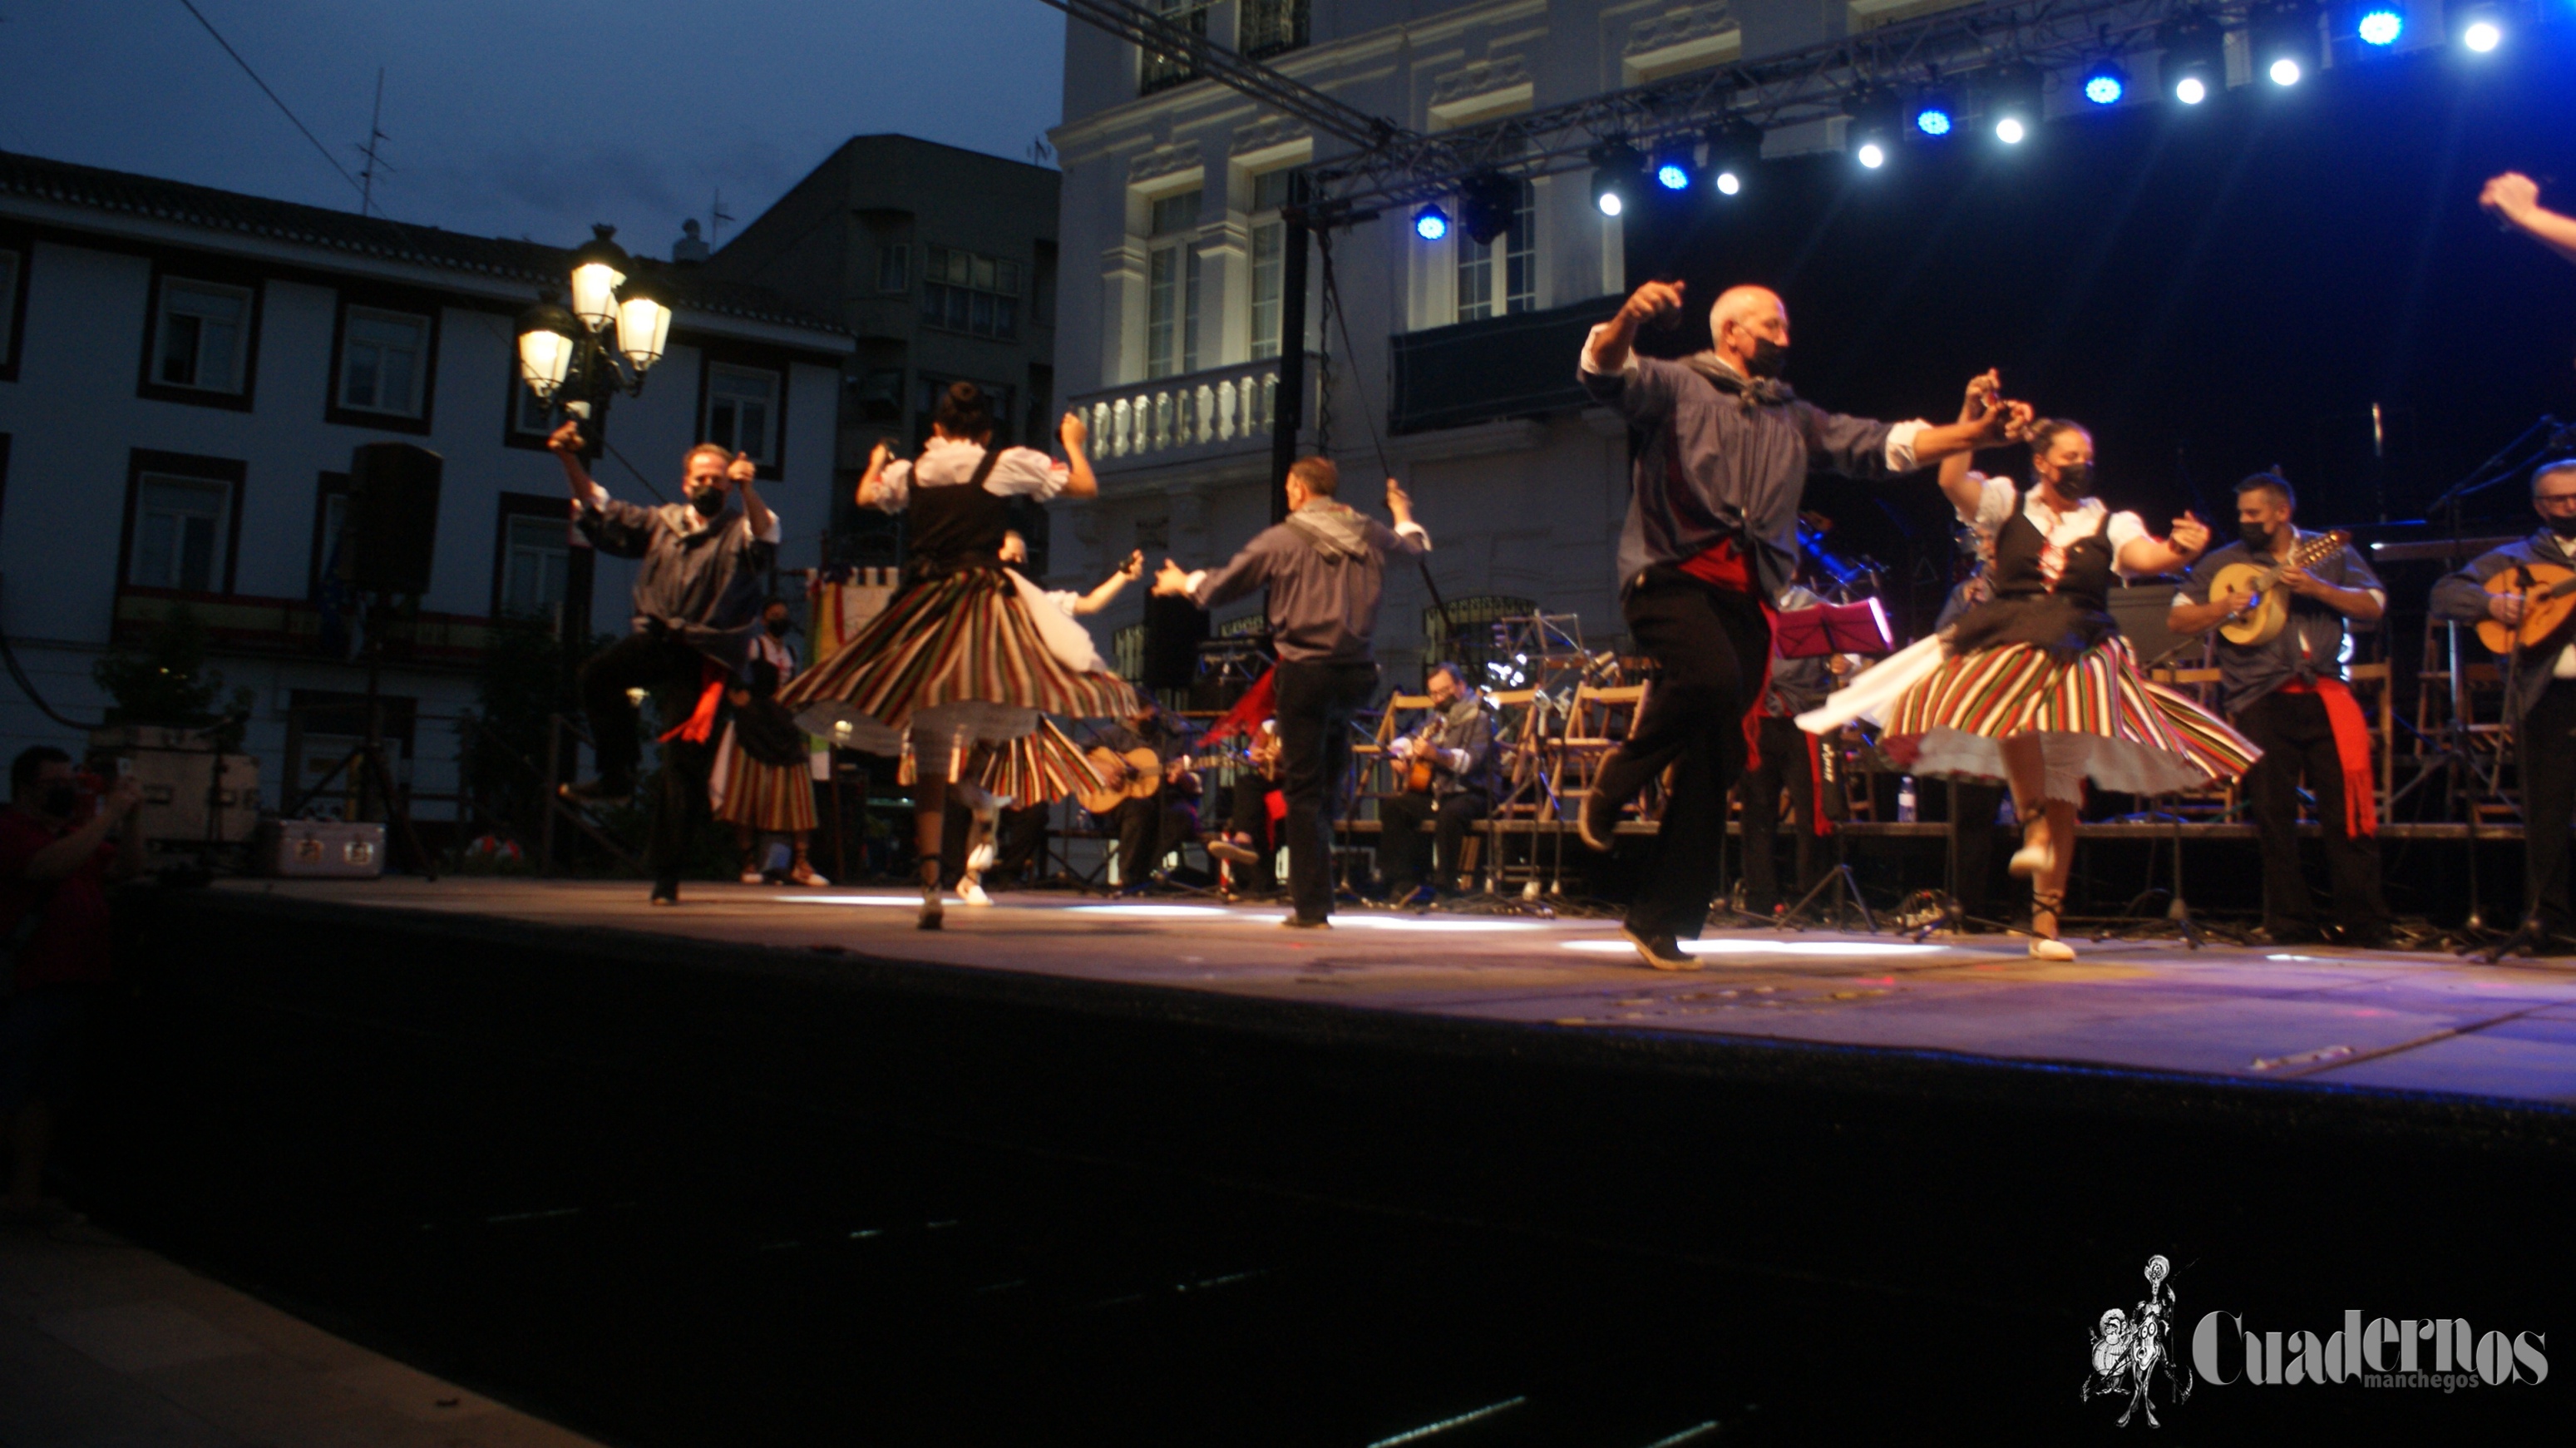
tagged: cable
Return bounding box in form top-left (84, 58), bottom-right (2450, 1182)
top-left (600, 438), bottom-right (673, 505)
top-left (175, 0), bottom-right (368, 203)
top-left (0, 577), bottom-right (98, 730)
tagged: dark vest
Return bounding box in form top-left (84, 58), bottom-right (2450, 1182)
top-left (905, 444), bottom-right (1009, 579)
top-left (1946, 499), bottom-right (2119, 660)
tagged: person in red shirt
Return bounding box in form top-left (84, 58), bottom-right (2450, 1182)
top-left (0, 746), bottom-right (143, 1222)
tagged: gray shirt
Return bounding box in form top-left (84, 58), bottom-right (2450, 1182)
top-left (2179, 532), bottom-right (2385, 714)
top-left (577, 486), bottom-right (781, 668)
top-left (2430, 529), bottom-right (2576, 724)
top-left (1186, 501), bottom-right (1431, 665)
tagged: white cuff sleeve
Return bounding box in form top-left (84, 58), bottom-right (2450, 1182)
top-left (1883, 419), bottom-right (1928, 473)
top-left (1394, 520), bottom-right (1431, 550)
top-left (1578, 323), bottom-right (1639, 379)
top-left (585, 482), bottom-right (611, 511)
top-left (756, 507), bottom-right (783, 546)
top-left (871, 461), bottom-right (912, 512)
top-left (1184, 569), bottom-right (1209, 596)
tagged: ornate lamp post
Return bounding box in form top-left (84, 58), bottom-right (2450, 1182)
top-left (515, 224), bottom-right (674, 441)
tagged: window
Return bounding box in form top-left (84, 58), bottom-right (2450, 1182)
top-left (878, 242), bottom-right (909, 294)
top-left (511, 381), bottom-right (554, 438)
top-left (1248, 170), bottom-right (1295, 359)
top-left (500, 514), bottom-right (571, 617)
top-left (912, 375), bottom-right (1013, 449)
top-left (337, 307), bottom-right (429, 417)
top-left (308, 472), bottom-right (350, 598)
top-left (0, 248), bottom-right (20, 378)
top-left (155, 279), bottom-right (251, 393)
top-left (920, 245), bottom-right (1021, 339)
top-left (131, 476), bottom-right (229, 592)
top-left (1139, 1), bottom-right (1209, 94)
top-left (705, 363), bottom-right (780, 464)
top-left (1239, 0), bottom-right (1309, 59)
top-left (1456, 178), bottom-right (1537, 322)
top-left (1146, 189), bottom-right (1201, 379)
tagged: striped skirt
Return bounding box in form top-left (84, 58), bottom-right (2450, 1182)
top-left (710, 735), bottom-right (819, 833)
top-left (780, 568), bottom-right (1141, 756)
top-left (1799, 633), bottom-right (2259, 800)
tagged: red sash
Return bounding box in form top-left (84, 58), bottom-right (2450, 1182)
top-left (659, 660), bottom-right (729, 745)
top-left (2277, 679), bottom-right (2377, 837)
top-left (1675, 536), bottom-right (1778, 772)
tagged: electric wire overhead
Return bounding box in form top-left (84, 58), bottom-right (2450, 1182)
top-left (175, 0), bottom-right (369, 205)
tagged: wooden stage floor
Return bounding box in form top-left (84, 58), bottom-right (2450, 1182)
top-left (217, 877), bottom-right (2576, 1111)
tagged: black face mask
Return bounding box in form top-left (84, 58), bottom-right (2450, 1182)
top-left (765, 617), bottom-right (792, 637)
top-left (1743, 336), bottom-right (1789, 380)
top-left (40, 783), bottom-right (77, 818)
top-left (688, 487), bottom-right (728, 520)
top-left (2549, 516), bottom-right (2576, 541)
top-left (2050, 462), bottom-right (2095, 497)
top-left (2240, 521), bottom-right (2275, 551)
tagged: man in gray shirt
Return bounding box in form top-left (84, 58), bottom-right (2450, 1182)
top-left (1155, 457), bottom-right (1429, 927)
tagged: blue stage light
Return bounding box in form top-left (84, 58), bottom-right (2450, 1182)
top-left (1413, 205), bottom-right (1449, 241)
top-left (2357, 7), bottom-right (2403, 45)
top-left (2081, 62), bottom-right (2128, 106)
top-left (1656, 162), bottom-right (1690, 191)
top-left (1915, 106), bottom-right (1952, 136)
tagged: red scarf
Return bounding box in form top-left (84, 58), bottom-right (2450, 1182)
top-left (659, 660), bottom-right (729, 745)
top-left (2277, 679), bottom-right (2377, 837)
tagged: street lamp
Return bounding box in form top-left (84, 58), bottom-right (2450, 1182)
top-left (515, 224), bottom-right (674, 429)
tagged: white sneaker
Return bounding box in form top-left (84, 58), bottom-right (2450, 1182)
top-left (739, 869), bottom-right (766, 885)
top-left (2029, 936), bottom-right (2076, 961)
top-left (958, 878), bottom-right (992, 907)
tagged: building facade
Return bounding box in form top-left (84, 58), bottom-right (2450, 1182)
top-left (701, 135), bottom-right (1063, 571)
top-left (1050, 0), bottom-right (1967, 683)
top-left (0, 150), bottom-right (850, 830)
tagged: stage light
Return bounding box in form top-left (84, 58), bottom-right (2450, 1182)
top-left (2459, 7), bottom-right (2503, 51)
top-left (2080, 60), bottom-right (2129, 106)
top-left (2356, 7), bottom-right (2402, 45)
top-left (1656, 162), bottom-right (1689, 190)
top-left (1911, 89), bottom-right (1958, 136)
top-left (1857, 141), bottom-right (1888, 168)
top-left (1413, 205), bottom-right (1450, 241)
top-left (1703, 117), bottom-right (1763, 198)
top-left (2253, 1), bottom-right (2317, 87)
top-left (1984, 62), bottom-right (2045, 145)
top-left (1588, 140), bottom-right (1643, 218)
top-left (2159, 12), bottom-right (2225, 105)
top-left (1844, 86), bottom-right (1902, 169)
top-left (1457, 170), bottom-right (1520, 246)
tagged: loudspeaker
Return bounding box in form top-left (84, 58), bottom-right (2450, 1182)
top-left (1140, 594), bottom-right (1208, 692)
top-left (346, 442), bottom-right (442, 595)
top-left (2108, 579), bottom-right (2193, 667)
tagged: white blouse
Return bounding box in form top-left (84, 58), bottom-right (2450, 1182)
top-left (871, 437), bottom-right (1068, 511)
top-left (1962, 472), bottom-right (2150, 580)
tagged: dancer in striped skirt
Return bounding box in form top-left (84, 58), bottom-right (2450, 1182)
top-left (781, 383), bottom-right (1141, 928)
top-left (1801, 378), bottom-right (2258, 958)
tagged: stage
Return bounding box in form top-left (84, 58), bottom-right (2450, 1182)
top-left (201, 877), bottom-right (2576, 1107)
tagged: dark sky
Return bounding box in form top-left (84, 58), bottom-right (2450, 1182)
top-left (2, 0), bottom-right (1065, 252)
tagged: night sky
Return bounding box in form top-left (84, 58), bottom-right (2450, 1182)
top-left (0, 0), bottom-right (1065, 250)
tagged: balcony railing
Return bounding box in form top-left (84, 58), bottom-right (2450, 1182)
top-left (1070, 354), bottom-right (1314, 474)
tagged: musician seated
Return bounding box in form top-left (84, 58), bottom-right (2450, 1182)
top-left (2169, 472), bottom-right (2391, 946)
top-left (1092, 704), bottom-right (1201, 892)
top-left (1376, 662), bottom-right (1496, 904)
top-left (1209, 719), bottom-right (1284, 892)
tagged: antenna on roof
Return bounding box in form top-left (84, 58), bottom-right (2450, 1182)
top-left (352, 68), bottom-right (393, 217)
top-left (710, 188), bottom-right (735, 248)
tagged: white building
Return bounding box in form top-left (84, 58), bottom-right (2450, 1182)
top-left (1052, 0), bottom-right (1917, 680)
top-left (0, 149), bottom-right (851, 831)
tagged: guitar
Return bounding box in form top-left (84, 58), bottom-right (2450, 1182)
top-left (1393, 716), bottom-right (1445, 793)
top-left (1075, 746), bottom-right (1241, 815)
top-left (2478, 561), bottom-right (2576, 657)
top-left (2204, 530), bottom-right (2353, 645)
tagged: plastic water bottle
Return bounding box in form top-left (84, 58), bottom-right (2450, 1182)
top-left (1897, 775), bottom-right (1917, 823)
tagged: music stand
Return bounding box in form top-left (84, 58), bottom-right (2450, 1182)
top-left (1769, 601), bottom-right (1891, 933)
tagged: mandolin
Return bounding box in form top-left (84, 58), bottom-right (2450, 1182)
top-left (2205, 530), bottom-right (2353, 646)
top-left (2477, 561), bottom-right (2576, 656)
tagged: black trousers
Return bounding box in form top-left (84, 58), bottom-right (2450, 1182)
top-left (1594, 569), bottom-right (1772, 941)
top-left (1108, 793), bottom-right (1196, 883)
top-left (1275, 659), bottom-right (1379, 922)
top-left (1948, 780), bottom-right (2009, 922)
top-left (1225, 776), bottom-right (1282, 891)
top-left (578, 630), bottom-right (716, 893)
top-left (1735, 715), bottom-right (1819, 914)
top-left (2235, 690), bottom-right (2390, 935)
top-left (1377, 788), bottom-right (1490, 894)
top-left (994, 803), bottom-right (1048, 882)
top-left (2519, 680), bottom-right (2576, 932)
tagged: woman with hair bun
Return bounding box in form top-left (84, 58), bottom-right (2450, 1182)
top-left (782, 383), bottom-right (1138, 927)
top-left (1801, 375), bottom-right (2258, 959)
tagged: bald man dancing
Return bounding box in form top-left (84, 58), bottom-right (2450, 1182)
top-left (1577, 281), bottom-right (2019, 968)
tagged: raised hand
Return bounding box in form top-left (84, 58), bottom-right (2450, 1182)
top-left (1960, 369), bottom-right (2002, 424)
top-left (2481, 171), bottom-right (2540, 225)
top-left (727, 452), bottom-right (758, 485)
top-left (1121, 549), bottom-right (1145, 579)
top-left (1060, 410), bottom-right (1090, 452)
top-left (1384, 476), bottom-right (1414, 524)
top-left (2170, 511), bottom-right (2210, 559)
top-left (1618, 279), bottom-right (1686, 327)
top-left (547, 419), bottom-right (584, 456)
top-left (1152, 558), bottom-right (1192, 596)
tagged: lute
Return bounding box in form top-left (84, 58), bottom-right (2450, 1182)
top-left (2205, 530), bottom-right (2353, 645)
top-left (2478, 561), bottom-right (2576, 657)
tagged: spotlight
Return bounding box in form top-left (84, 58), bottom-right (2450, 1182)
top-left (1911, 91), bottom-right (1957, 136)
top-left (1457, 170), bottom-right (1520, 247)
top-left (2160, 12), bottom-right (2224, 105)
top-left (1857, 141), bottom-right (1888, 168)
top-left (1589, 140), bottom-right (1642, 218)
top-left (2253, 2), bottom-right (2317, 86)
top-left (2458, 6), bottom-right (2503, 52)
top-left (1413, 205), bottom-right (1450, 241)
top-left (1703, 116), bottom-right (1763, 197)
top-left (2080, 60), bottom-right (2129, 106)
top-left (2356, 7), bottom-right (2402, 46)
top-left (1845, 86), bottom-right (1902, 169)
top-left (1652, 146), bottom-right (1694, 191)
top-left (1985, 62), bottom-right (2045, 144)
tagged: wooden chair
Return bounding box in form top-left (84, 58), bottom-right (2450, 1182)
top-left (1550, 682), bottom-right (1653, 826)
top-left (2148, 664), bottom-right (2241, 822)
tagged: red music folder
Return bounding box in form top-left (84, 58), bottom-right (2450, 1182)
top-left (1774, 599), bottom-right (1893, 659)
